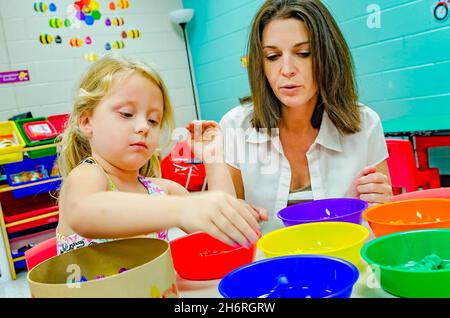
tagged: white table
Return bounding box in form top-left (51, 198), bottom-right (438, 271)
top-left (168, 221), bottom-right (395, 299)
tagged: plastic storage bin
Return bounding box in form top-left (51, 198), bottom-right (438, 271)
top-left (15, 117), bottom-right (57, 158)
top-left (0, 121), bottom-right (26, 164)
top-left (2, 155), bottom-right (61, 198)
top-left (4, 205), bottom-right (58, 234)
top-left (47, 113), bottom-right (69, 135)
top-left (22, 121), bottom-right (58, 142)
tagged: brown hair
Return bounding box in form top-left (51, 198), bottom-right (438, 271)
top-left (247, 0), bottom-right (360, 134)
top-left (58, 54), bottom-right (175, 178)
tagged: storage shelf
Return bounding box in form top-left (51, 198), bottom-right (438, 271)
top-left (19, 142), bottom-right (61, 153)
top-left (0, 177), bottom-right (62, 193)
top-left (13, 256), bottom-right (25, 263)
top-left (0, 140), bottom-right (61, 280)
top-left (5, 211), bottom-right (59, 229)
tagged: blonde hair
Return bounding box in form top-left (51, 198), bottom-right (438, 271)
top-left (58, 54), bottom-right (175, 179)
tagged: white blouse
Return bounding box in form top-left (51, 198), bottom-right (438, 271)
top-left (219, 103), bottom-right (388, 233)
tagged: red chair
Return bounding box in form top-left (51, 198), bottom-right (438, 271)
top-left (24, 237), bottom-right (57, 271)
top-left (390, 187), bottom-right (450, 202)
top-left (386, 139), bottom-right (441, 195)
top-left (414, 135), bottom-right (450, 169)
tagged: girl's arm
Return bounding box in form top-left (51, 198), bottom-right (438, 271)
top-left (185, 120), bottom-right (236, 197)
top-left (59, 164), bottom-right (261, 247)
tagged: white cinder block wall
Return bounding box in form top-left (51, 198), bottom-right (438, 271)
top-left (0, 0), bottom-right (197, 152)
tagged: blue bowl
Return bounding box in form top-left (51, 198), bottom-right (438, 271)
top-left (218, 255), bottom-right (359, 298)
top-left (277, 198), bottom-right (368, 227)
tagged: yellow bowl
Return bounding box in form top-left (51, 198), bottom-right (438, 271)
top-left (257, 222), bottom-right (369, 266)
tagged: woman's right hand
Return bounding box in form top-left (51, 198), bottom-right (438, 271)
top-left (178, 191), bottom-right (263, 248)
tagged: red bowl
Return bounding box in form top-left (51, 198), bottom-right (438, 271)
top-left (170, 232), bottom-right (256, 280)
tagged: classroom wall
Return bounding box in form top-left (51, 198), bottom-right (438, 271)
top-left (0, 0), bottom-right (197, 131)
top-left (183, 0), bottom-right (450, 174)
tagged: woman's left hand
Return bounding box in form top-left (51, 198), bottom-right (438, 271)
top-left (185, 120), bottom-right (224, 164)
top-left (347, 166), bottom-right (393, 207)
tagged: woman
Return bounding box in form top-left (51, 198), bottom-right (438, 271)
top-left (220, 0), bottom-right (392, 232)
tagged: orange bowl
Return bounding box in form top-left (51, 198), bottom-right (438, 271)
top-left (363, 198), bottom-right (450, 237)
top-left (170, 232), bottom-right (256, 280)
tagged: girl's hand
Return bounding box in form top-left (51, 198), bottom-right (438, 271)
top-left (347, 167), bottom-right (393, 207)
top-left (178, 191), bottom-right (262, 248)
top-left (185, 120), bottom-right (224, 164)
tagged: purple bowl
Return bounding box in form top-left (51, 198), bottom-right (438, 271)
top-left (277, 198), bottom-right (368, 227)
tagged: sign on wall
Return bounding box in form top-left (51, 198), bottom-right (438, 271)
top-left (0, 70), bottom-right (30, 85)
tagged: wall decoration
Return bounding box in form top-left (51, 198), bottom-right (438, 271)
top-left (109, 2), bottom-right (116, 10)
top-left (49, 3), bottom-right (57, 12)
top-left (112, 17), bottom-right (124, 26)
top-left (55, 35), bottom-right (62, 44)
top-left (0, 70), bottom-right (30, 85)
top-left (105, 42), bottom-right (112, 50)
top-left (105, 18), bottom-right (111, 26)
top-left (113, 40), bottom-right (124, 49)
top-left (240, 56), bottom-right (248, 68)
top-left (84, 52), bottom-right (98, 62)
top-left (85, 36), bottom-right (92, 44)
top-left (117, 0), bottom-right (129, 9)
top-left (49, 18), bottom-right (63, 28)
top-left (121, 31), bottom-right (127, 39)
top-left (434, 1), bottom-right (449, 21)
top-left (128, 29), bottom-right (139, 39)
top-left (69, 37), bottom-right (83, 47)
top-left (64, 18), bottom-right (72, 27)
top-left (33, 2), bottom-right (48, 13)
top-left (39, 34), bottom-right (53, 44)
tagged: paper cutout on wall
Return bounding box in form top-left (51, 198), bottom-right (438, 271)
top-left (64, 18), bottom-right (72, 27)
top-left (69, 37), bottom-right (83, 47)
top-left (112, 17), bottom-right (124, 26)
top-left (33, 2), bottom-right (48, 12)
top-left (105, 42), bottom-right (112, 50)
top-left (121, 31), bottom-right (127, 39)
top-left (49, 18), bottom-right (62, 28)
top-left (39, 34), bottom-right (53, 44)
top-left (109, 2), bottom-right (116, 10)
top-left (117, 0), bottom-right (129, 9)
top-left (49, 3), bottom-right (57, 12)
top-left (85, 14), bottom-right (94, 25)
top-left (84, 52), bottom-right (98, 62)
top-left (128, 30), bottom-right (139, 39)
top-left (105, 18), bottom-right (111, 26)
top-left (240, 56), bottom-right (249, 68)
top-left (113, 40), bottom-right (124, 49)
top-left (55, 35), bottom-right (62, 44)
top-left (90, 0), bottom-right (100, 11)
top-left (85, 36), bottom-right (92, 44)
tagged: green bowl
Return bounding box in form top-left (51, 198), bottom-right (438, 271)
top-left (361, 229), bottom-right (450, 298)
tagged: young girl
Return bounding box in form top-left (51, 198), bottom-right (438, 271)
top-left (56, 54), bottom-right (264, 254)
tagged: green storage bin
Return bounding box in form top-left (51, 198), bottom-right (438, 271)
top-left (15, 117), bottom-right (57, 159)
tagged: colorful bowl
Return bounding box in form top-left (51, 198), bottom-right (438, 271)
top-left (218, 255), bottom-right (359, 298)
top-left (27, 238), bottom-right (178, 298)
top-left (257, 222), bottom-right (369, 267)
top-left (170, 232), bottom-right (256, 280)
top-left (363, 198), bottom-right (450, 237)
top-left (277, 198), bottom-right (367, 227)
top-left (361, 229), bottom-right (450, 298)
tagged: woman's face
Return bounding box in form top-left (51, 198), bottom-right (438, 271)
top-left (262, 18), bottom-right (318, 109)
